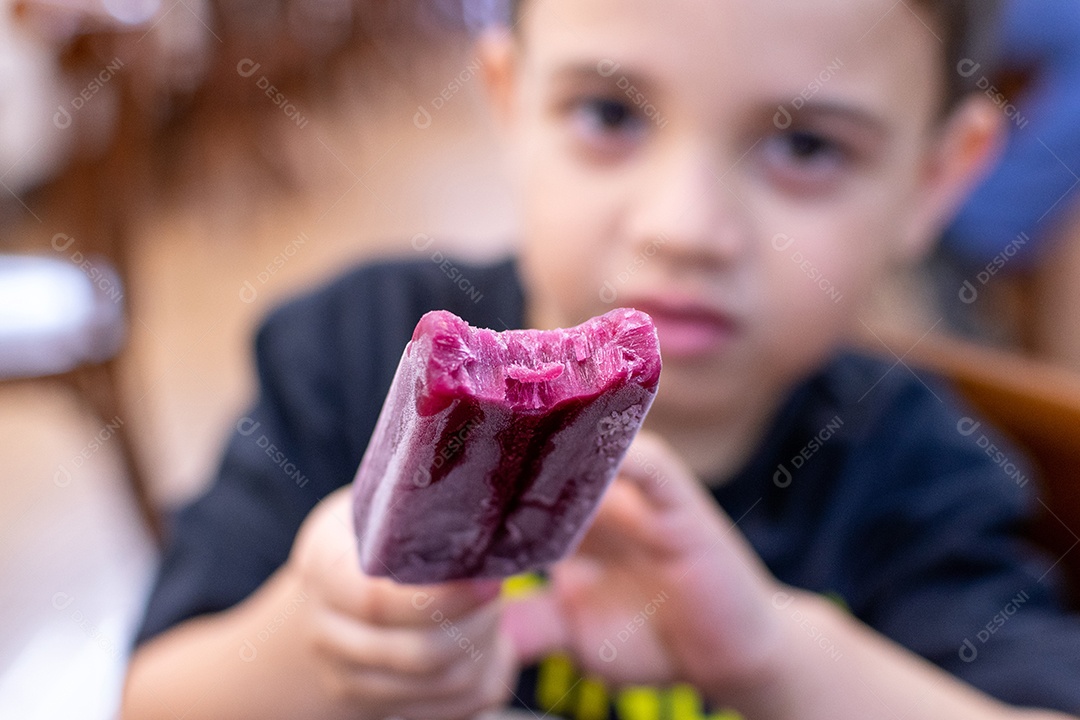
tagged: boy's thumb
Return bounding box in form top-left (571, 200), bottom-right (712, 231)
top-left (500, 591), bottom-right (570, 664)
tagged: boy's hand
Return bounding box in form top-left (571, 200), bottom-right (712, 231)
top-left (502, 432), bottom-right (784, 694)
top-left (283, 487), bottom-right (518, 720)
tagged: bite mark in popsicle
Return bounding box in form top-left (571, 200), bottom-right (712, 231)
top-left (352, 308), bottom-right (661, 583)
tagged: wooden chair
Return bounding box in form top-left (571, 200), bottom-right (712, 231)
top-left (864, 329), bottom-right (1080, 607)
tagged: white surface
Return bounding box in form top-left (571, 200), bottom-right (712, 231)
top-left (0, 255), bottom-right (125, 379)
top-left (0, 257), bottom-right (95, 335)
top-left (0, 384), bottom-right (157, 720)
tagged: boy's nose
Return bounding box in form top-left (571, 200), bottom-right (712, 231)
top-left (630, 144), bottom-right (750, 268)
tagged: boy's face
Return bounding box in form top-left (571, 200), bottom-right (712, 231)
top-left (488, 0), bottom-right (996, 423)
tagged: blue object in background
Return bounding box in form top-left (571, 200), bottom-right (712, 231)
top-left (944, 0), bottom-right (1080, 270)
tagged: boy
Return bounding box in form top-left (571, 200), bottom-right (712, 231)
top-left (123, 0), bottom-right (1080, 718)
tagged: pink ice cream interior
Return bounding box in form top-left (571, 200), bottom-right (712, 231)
top-left (409, 308), bottom-right (661, 416)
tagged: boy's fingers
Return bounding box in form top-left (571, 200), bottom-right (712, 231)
top-left (617, 431), bottom-right (717, 514)
top-left (574, 480), bottom-right (656, 559)
top-left (316, 535), bottom-right (501, 624)
top-left (314, 485), bottom-right (357, 537)
top-left (316, 602), bottom-right (499, 676)
top-left (573, 431), bottom-right (742, 561)
top-left (345, 578), bottom-right (502, 627)
top-left (315, 627), bottom-right (513, 716)
top-left (501, 591), bottom-right (571, 665)
top-left (306, 490), bottom-right (503, 626)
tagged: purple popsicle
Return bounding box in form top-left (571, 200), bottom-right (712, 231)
top-left (351, 308), bottom-right (662, 583)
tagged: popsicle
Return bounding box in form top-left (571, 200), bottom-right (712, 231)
top-left (351, 308), bottom-right (661, 583)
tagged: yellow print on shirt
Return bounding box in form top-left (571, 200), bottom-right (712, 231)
top-left (503, 573), bottom-right (743, 720)
top-left (535, 653), bottom-right (744, 720)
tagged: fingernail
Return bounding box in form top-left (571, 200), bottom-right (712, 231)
top-left (470, 579), bottom-right (503, 602)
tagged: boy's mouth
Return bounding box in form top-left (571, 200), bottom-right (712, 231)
top-left (621, 296), bottom-right (738, 360)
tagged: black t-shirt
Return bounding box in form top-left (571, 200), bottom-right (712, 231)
top-left (136, 257), bottom-right (1080, 717)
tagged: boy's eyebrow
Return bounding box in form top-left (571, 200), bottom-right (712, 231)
top-left (549, 62), bottom-right (653, 89)
top-left (551, 63), bottom-right (613, 79)
top-left (780, 100), bottom-right (890, 137)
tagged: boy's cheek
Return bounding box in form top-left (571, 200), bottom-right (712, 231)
top-left (518, 226), bottom-right (608, 326)
top-left (520, 200), bottom-right (618, 309)
top-left (759, 257), bottom-right (868, 371)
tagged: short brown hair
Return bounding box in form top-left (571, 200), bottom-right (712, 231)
top-left (915, 0), bottom-right (1004, 106)
top-left (505, 0), bottom-right (1003, 109)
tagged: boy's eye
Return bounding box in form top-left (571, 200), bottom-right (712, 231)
top-left (760, 129), bottom-right (852, 194)
top-left (787, 131), bottom-right (833, 160)
top-left (772, 130), bottom-right (844, 164)
top-left (587, 98), bottom-right (636, 131)
top-left (565, 95), bottom-right (648, 157)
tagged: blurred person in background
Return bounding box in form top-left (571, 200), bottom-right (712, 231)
top-left (0, 0), bottom-right (210, 248)
top-left (0, 3), bottom-right (193, 719)
top-left (0, 0), bottom-right (474, 256)
top-left (4, 0), bottom-right (499, 499)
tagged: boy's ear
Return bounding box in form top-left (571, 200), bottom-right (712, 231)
top-left (900, 96), bottom-right (1006, 262)
top-left (477, 29), bottom-right (519, 133)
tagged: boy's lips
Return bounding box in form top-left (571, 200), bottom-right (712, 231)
top-left (622, 296), bottom-right (739, 359)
